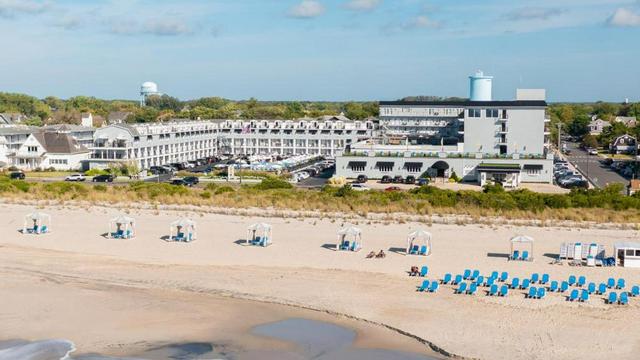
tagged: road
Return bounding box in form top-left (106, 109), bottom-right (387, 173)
top-left (564, 142), bottom-right (628, 188)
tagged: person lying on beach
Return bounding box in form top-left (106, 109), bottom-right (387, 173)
top-left (376, 250), bottom-right (386, 258)
top-left (366, 251), bottom-right (376, 259)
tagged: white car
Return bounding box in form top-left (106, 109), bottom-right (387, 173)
top-left (350, 184), bottom-right (370, 191)
top-left (65, 174), bottom-right (86, 182)
top-left (588, 148), bottom-right (598, 156)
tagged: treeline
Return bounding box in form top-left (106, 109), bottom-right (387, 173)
top-left (0, 92), bottom-right (379, 125)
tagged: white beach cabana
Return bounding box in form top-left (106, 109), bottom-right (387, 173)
top-left (614, 242), bottom-right (640, 268)
top-left (246, 222), bottom-right (272, 247)
top-left (22, 212), bottom-right (51, 234)
top-left (108, 215), bottom-right (135, 239)
top-left (510, 235), bottom-right (534, 261)
top-left (406, 229), bottom-right (432, 256)
top-left (337, 226), bottom-right (362, 252)
top-left (169, 218), bottom-right (196, 242)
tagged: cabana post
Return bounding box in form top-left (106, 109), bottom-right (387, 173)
top-left (510, 235), bottom-right (534, 261)
top-left (246, 223), bottom-right (272, 247)
top-left (169, 218), bottom-right (197, 242)
top-left (22, 212), bottom-right (51, 234)
top-left (336, 226), bottom-right (362, 252)
top-left (406, 229), bottom-right (432, 256)
top-left (108, 215), bottom-right (136, 239)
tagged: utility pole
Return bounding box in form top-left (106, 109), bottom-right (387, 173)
top-left (557, 123), bottom-right (562, 153)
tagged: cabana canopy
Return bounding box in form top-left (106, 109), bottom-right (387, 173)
top-left (337, 225), bottom-right (362, 251)
top-left (246, 222), bottom-right (272, 246)
top-left (170, 218), bottom-right (196, 242)
top-left (108, 215), bottom-right (136, 239)
top-left (406, 229), bottom-right (432, 255)
top-left (22, 211), bottom-right (51, 234)
top-left (510, 235), bottom-right (534, 261)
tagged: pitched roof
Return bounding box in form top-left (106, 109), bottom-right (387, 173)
top-left (32, 132), bottom-right (88, 154)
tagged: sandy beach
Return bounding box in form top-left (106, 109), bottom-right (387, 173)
top-left (1, 202), bottom-right (640, 359)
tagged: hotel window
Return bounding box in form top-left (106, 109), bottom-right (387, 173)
top-left (486, 109), bottom-right (499, 118)
top-left (523, 164), bottom-right (543, 176)
top-left (468, 109), bottom-right (481, 118)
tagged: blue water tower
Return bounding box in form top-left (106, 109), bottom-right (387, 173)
top-left (469, 71), bottom-right (493, 101)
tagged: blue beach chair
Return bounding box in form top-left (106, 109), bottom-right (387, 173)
top-left (486, 277), bottom-right (495, 288)
top-left (419, 245), bottom-right (428, 255)
top-left (468, 283), bottom-right (478, 295)
top-left (631, 285), bottom-right (639, 297)
top-left (577, 276), bottom-right (586, 287)
top-left (560, 281), bottom-right (569, 293)
top-left (420, 266), bottom-right (428, 277)
top-left (418, 280), bottom-right (430, 292)
top-left (500, 272), bottom-right (509, 282)
top-left (607, 278), bottom-right (615, 289)
top-left (587, 282), bottom-right (596, 294)
top-left (568, 289), bottom-right (579, 301)
top-left (510, 277), bottom-right (520, 289)
top-left (619, 292), bottom-right (629, 305)
top-left (580, 290), bottom-right (589, 302)
top-left (341, 240), bottom-right (350, 250)
top-left (521, 279), bottom-right (530, 290)
top-left (475, 275), bottom-right (484, 286)
top-left (531, 273), bottom-right (539, 284)
top-left (463, 269), bottom-right (471, 280)
top-left (490, 271), bottom-right (499, 280)
top-left (537, 287), bottom-right (546, 299)
top-left (528, 286), bottom-right (537, 299)
top-left (608, 292), bottom-right (618, 304)
top-left (489, 284), bottom-right (498, 296)
top-left (429, 281), bottom-right (439, 293)
top-left (549, 281), bottom-right (558, 292)
top-left (410, 245), bottom-right (419, 254)
top-left (456, 282), bottom-right (468, 294)
top-left (598, 283), bottom-right (607, 295)
top-left (453, 275), bottom-right (462, 285)
top-left (500, 285), bottom-right (509, 297)
top-left (442, 273), bottom-right (452, 284)
top-left (617, 278), bottom-right (626, 290)
top-left (471, 270), bottom-right (480, 280)
top-left (568, 275), bottom-right (576, 286)
top-left (541, 274), bottom-right (549, 285)
top-left (521, 251), bottom-right (529, 261)
top-left (512, 250), bottom-right (520, 260)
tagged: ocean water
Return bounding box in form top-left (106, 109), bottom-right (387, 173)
top-left (0, 318), bottom-right (438, 360)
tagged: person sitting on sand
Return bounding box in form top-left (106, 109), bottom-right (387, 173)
top-left (376, 250), bottom-right (386, 258)
top-left (409, 266), bottom-right (419, 276)
top-left (366, 251), bottom-right (376, 259)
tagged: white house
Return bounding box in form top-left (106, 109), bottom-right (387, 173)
top-left (609, 134), bottom-right (637, 155)
top-left (10, 131), bottom-right (91, 170)
top-left (588, 118), bottom-right (610, 135)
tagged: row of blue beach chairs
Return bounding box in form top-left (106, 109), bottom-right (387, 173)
top-left (27, 225), bottom-right (48, 234)
top-left (409, 245), bottom-right (429, 256)
top-left (172, 232), bottom-right (194, 242)
top-left (510, 250), bottom-right (531, 261)
top-left (111, 229), bottom-right (133, 239)
top-left (417, 280), bottom-right (439, 293)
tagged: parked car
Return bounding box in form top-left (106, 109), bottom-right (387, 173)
top-left (385, 186), bottom-right (402, 192)
top-left (563, 179), bottom-right (589, 189)
top-left (356, 175), bottom-right (368, 183)
top-left (170, 179), bottom-right (193, 187)
top-left (417, 178), bottom-right (429, 186)
top-left (588, 148), bottom-right (598, 156)
top-left (183, 176), bottom-right (200, 185)
top-left (405, 175), bottom-right (416, 184)
top-left (92, 174), bottom-right (115, 183)
top-left (601, 158), bottom-right (614, 166)
top-left (558, 175), bottom-right (583, 186)
top-left (9, 172), bottom-right (25, 180)
top-left (380, 175), bottom-right (392, 184)
top-left (350, 183), bottom-right (370, 191)
top-left (65, 174), bottom-right (85, 182)
top-left (393, 175), bottom-right (404, 183)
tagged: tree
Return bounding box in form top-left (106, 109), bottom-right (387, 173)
top-left (582, 134), bottom-right (598, 149)
top-left (567, 114), bottom-right (590, 137)
top-left (145, 95), bottom-right (182, 112)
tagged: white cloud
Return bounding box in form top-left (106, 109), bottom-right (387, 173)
top-left (288, 0), bottom-right (325, 19)
top-left (106, 17), bottom-right (192, 36)
top-left (0, 0), bottom-right (50, 18)
top-left (607, 8), bottom-right (640, 27)
top-left (407, 15), bottom-right (441, 29)
top-left (345, 0), bottom-right (381, 12)
top-left (504, 7), bottom-right (566, 21)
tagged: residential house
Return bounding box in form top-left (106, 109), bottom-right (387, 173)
top-left (610, 134), bottom-right (638, 155)
top-left (107, 111), bottom-right (132, 125)
top-left (10, 131), bottom-right (91, 170)
top-left (0, 113), bottom-right (28, 125)
top-left (588, 118), bottom-right (610, 135)
top-left (614, 116), bottom-right (637, 128)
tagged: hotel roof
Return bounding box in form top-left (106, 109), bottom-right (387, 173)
top-left (379, 100), bottom-right (547, 107)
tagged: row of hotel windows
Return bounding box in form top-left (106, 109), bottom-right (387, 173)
top-left (381, 108), bottom-right (464, 116)
top-left (467, 109), bottom-right (505, 118)
top-left (49, 159), bottom-right (68, 165)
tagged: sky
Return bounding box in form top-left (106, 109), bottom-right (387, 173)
top-left (1, 0), bottom-right (639, 102)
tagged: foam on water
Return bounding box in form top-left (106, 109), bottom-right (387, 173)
top-left (0, 339), bottom-right (76, 360)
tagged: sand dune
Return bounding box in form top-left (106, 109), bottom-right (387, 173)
top-left (1, 203), bottom-right (639, 359)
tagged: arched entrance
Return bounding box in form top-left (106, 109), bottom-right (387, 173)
top-left (431, 161), bottom-right (449, 178)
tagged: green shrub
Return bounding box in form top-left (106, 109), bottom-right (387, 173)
top-left (215, 186), bottom-right (234, 195)
top-left (335, 184), bottom-right (355, 197)
top-left (204, 183), bottom-right (218, 191)
top-left (254, 177), bottom-right (293, 190)
top-left (85, 168), bottom-right (108, 176)
top-left (12, 180), bottom-right (30, 192)
top-left (200, 191), bottom-right (211, 199)
top-left (93, 184), bottom-right (108, 192)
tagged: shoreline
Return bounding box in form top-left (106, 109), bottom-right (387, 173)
top-left (2, 202), bottom-right (640, 359)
